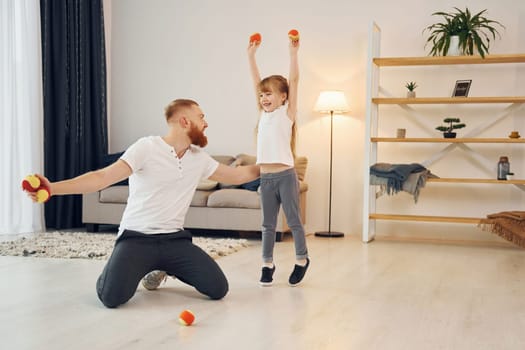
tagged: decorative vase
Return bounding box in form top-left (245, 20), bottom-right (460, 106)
top-left (406, 91), bottom-right (416, 98)
top-left (443, 132), bottom-right (457, 138)
top-left (396, 128), bottom-right (406, 138)
top-left (447, 35), bottom-right (461, 56)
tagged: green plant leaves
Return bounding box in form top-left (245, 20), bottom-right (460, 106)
top-left (423, 7), bottom-right (504, 57)
top-left (405, 81), bottom-right (417, 91)
top-left (436, 118), bottom-right (466, 133)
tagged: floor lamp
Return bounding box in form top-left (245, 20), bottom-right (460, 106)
top-left (314, 90), bottom-right (350, 238)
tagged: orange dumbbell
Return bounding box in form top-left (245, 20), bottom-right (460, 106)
top-left (288, 29), bottom-right (300, 41)
top-left (249, 32), bottom-right (262, 44)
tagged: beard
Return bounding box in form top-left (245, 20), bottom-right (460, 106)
top-left (188, 123), bottom-right (208, 147)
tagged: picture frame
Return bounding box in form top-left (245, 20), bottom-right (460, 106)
top-left (452, 79), bottom-right (472, 97)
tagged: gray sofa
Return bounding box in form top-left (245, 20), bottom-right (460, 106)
top-left (82, 154), bottom-right (308, 241)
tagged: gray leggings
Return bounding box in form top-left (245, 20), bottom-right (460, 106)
top-left (260, 168), bottom-right (308, 263)
top-left (96, 229), bottom-right (228, 308)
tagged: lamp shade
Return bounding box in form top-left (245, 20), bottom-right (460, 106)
top-left (314, 90), bottom-right (350, 113)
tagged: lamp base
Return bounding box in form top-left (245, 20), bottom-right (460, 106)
top-left (314, 231), bottom-right (344, 238)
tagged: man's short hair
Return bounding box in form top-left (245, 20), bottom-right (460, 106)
top-left (165, 99), bottom-right (198, 121)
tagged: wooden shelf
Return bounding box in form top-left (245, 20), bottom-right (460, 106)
top-left (427, 178), bottom-right (525, 185)
top-left (373, 54), bottom-right (525, 67)
top-left (372, 137), bottom-right (525, 143)
top-left (371, 177), bottom-right (525, 184)
top-left (369, 213), bottom-right (481, 224)
top-left (362, 23), bottom-right (525, 243)
top-left (372, 97), bottom-right (525, 104)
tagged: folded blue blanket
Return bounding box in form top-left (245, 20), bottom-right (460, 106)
top-left (370, 163), bottom-right (427, 194)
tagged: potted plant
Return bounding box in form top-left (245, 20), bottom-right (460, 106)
top-left (436, 117), bottom-right (466, 138)
top-left (424, 7), bottom-right (504, 58)
top-left (424, 14), bottom-right (462, 56)
top-left (405, 81), bottom-right (417, 98)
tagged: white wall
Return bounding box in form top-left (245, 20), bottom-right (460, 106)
top-left (108, 0), bottom-right (525, 239)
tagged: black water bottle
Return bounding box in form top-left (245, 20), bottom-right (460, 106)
top-left (497, 156), bottom-right (510, 180)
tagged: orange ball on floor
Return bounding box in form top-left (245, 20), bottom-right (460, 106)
top-left (179, 309), bottom-right (195, 326)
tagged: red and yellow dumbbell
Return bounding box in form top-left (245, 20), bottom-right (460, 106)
top-left (22, 175), bottom-right (50, 203)
top-left (288, 29), bottom-right (300, 41)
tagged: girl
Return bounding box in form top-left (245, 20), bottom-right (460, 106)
top-left (247, 32), bottom-right (309, 286)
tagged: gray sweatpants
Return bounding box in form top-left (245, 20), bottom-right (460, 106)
top-left (260, 168), bottom-right (308, 263)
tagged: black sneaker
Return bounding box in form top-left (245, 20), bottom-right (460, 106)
top-left (288, 258), bottom-right (310, 286)
top-left (259, 265), bottom-right (275, 286)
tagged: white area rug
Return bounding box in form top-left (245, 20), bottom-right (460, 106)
top-left (0, 231), bottom-right (249, 260)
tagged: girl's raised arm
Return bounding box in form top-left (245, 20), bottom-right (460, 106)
top-left (247, 36), bottom-right (262, 109)
top-left (287, 35), bottom-right (300, 122)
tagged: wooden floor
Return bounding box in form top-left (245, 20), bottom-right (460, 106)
top-left (1, 231), bottom-right (525, 350)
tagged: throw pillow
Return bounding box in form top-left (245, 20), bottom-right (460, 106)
top-left (240, 178), bottom-right (260, 191)
top-left (294, 156), bottom-right (308, 182)
top-left (197, 179), bottom-right (218, 190)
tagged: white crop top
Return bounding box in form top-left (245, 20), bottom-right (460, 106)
top-left (256, 104), bottom-right (294, 167)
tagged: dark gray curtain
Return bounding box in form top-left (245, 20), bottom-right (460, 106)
top-left (40, 0), bottom-right (108, 229)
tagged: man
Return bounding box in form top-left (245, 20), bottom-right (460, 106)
top-left (25, 99), bottom-right (260, 308)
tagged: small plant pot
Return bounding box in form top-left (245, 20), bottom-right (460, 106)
top-left (446, 35), bottom-right (462, 56)
top-left (406, 91), bottom-right (416, 98)
top-left (443, 132), bottom-right (457, 138)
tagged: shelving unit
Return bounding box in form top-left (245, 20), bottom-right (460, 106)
top-left (371, 138), bottom-right (525, 143)
top-left (373, 97), bottom-right (525, 104)
top-left (362, 22), bottom-right (525, 243)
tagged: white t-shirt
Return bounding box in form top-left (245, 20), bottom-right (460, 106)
top-left (118, 136), bottom-right (218, 235)
top-left (256, 104), bottom-right (294, 166)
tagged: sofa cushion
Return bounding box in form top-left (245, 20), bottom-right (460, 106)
top-left (99, 186), bottom-right (129, 203)
top-left (191, 190), bottom-right (213, 207)
top-left (212, 155), bottom-right (236, 165)
top-left (234, 153), bottom-right (257, 165)
top-left (197, 179), bottom-right (218, 190)
top-left (207, 189), bottom-right (261, 209)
